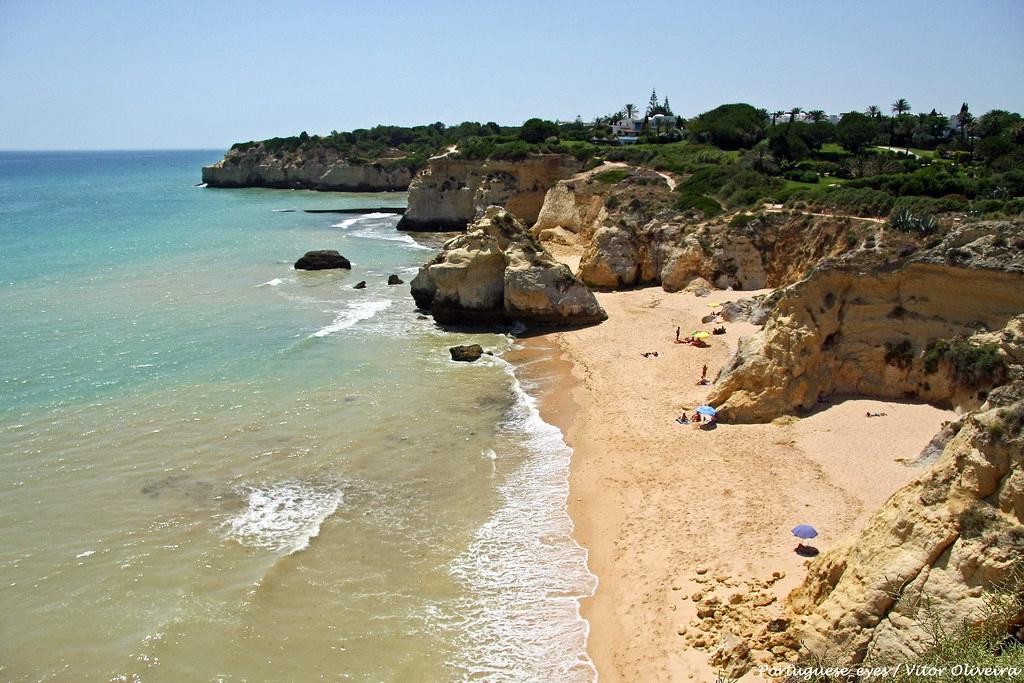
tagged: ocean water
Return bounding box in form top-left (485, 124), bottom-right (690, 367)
top-left (0, 151), bottom-right (595, 682)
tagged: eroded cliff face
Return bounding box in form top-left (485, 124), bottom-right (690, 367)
top-left (397, 155), bottom-right (582, 232)
top-left (787, 383), bottom-right (1024, 666)
top-left (409, 206), bottom-right (606, 327)
top-left (707, 225), bottom-right (1024, 423)
top-left (202, 145), bottom-right (414, 191)
top-left (532, 166), bottom-right (871, 291)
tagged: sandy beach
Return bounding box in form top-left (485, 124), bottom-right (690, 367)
top-left (524, 287), bottom-right (955, 681)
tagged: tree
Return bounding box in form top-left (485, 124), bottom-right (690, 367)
top-left (808, 110), bottom-right (826, 123)
top-left (520, 118), bottom-right (558, 143)
top-left (663, 96), bottom-right (673, 116)
top-left (836, 111), bottom-right (878, 154)
top-left (788, 107), bottom-right (803, 128)
top-left (771, 110), bottom-right (785, 126)
top-left (956, 103), bottom-right (973, 144)
top-left (742, 142), bottom-right (778, 174)
top-left (866, 105), bottom-right (881, 120)
top-left (891, 98), bottom-right (911, 116)
top-left (624, 103), bottom-right (636, 120)
top-left (686, 103), bottom-right (768, 149)
top-left (646, 88), bottom-right (659, 116)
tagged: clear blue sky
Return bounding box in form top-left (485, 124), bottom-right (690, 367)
top-left (1, 0), bottom-right (1021, 150)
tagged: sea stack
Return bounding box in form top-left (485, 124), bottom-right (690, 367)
top-left (410, 206), bottom-right (606, 327)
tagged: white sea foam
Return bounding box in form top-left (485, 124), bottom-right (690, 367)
top-left (222, 480), bottom-right (342, 555)
top-left (444, 358), bottom-right (597, 682)
top-left (310, 299), bottom-right (392, 338)
top-left (258, 278), bottom-right (283, 287)
top-left (330, 212), bottom-right (394, 230)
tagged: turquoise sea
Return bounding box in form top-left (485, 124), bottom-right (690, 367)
top-left (0, 151), bottom-right (594, 681)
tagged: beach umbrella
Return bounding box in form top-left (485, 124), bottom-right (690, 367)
top-left (792, 524), bottom-right (818, 540)
top-left (696, 405), bottom-right (717, 417)
top-left (692, 331), bottom-right (711, 339)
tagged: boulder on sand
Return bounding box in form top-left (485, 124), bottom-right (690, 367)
top-left (294, 250), bottom-right (351, 270)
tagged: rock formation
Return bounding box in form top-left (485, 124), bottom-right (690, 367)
top-left (449, 344), bottom-right (484, 362)
top-left (397, 154), bottom-right (582, 232)
top-left (708, 224), bottom-right (1024, 422)
top-left (786, 383), bottom-right (1024, 666)
top-left (294, 250), bottom-right (351, 270)
top-left (532, 166), bottom-right (868, 291)
top-left (410, 207), bottom-right (606, 327)
top-left (387, 274), bottom-right (404, 285)
top-left (202, 144), bottom-right (414, 191)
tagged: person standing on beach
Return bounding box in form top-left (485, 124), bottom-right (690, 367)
top-left (675, 326), bottom-right (681, 342)
top-left (702, 364), bottom-right (708, 380)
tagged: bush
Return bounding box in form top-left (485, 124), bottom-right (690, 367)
top-left (674, 192), bottom-right (723, 217)
top-left (889, 208), bottom-right (939, 235)
top-left (923, 338), bottom-right (1005, 386)
top-left (592, 169), bottom-right (631, 184)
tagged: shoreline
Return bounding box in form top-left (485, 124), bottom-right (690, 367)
top-left (519, 287), bottom-right (956, 681)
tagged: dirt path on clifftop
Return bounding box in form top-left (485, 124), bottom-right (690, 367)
top-left (525, 288), bottom-right (954, 682)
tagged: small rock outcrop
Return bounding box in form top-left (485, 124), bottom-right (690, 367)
top-left (202, 144), bottom-right (414, 191)
top-left (397, 155), bottom-right (582, 232)
top-left (353, 281), bottom-right (367, 289)
top-left (410, 207), bottom-right (606, 327)
top-left (387, 274), bottom-right (404, 285)
top-left (449, 344), bottom-right (484, 362)
top-left (294, 250), bottom-right (351, 270)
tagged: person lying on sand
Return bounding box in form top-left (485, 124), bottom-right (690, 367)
top-left (696, 378), bottom-right (710, 385)
top-left (641, 351), bottom-right (659, 358)
top-left (674, 336), bottom-right (695, 345)
top-left (866, 411), bottom-right (888, 417)
top-left (675, 415), bottom-right (691, 424)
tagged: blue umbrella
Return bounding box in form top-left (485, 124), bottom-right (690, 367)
top-left (696, 405), bottom-right (717, 417)
top-left (792, 524), bottom-right (818, 540)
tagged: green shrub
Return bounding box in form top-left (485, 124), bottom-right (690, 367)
top-left (592, 169), bottom-right (631, 184)
top-left (889, 208), bottom-right (939, 235)
top-left (884, 340), bottom-right (914, 369)
top-left (923, 338), bottom-right (1005, 386)
top-left (675, 192), bottom-right (723, 217)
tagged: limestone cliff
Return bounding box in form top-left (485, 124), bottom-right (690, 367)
top-left (410, 206), bottom-right (606, 327)
top-left (707, 223), bottom-right (1024, 423)
top-left (787, 382), bottom-right (1024, 666)
top-left (397, 155), bottom-right (582, 232)
top-left (532, 166), bottom-right (871, 291)
top-left (202, 144), bottom-right (414, 191)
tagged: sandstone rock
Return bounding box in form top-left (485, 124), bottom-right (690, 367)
top-left (353, 281), bottom-right (367, 289)
top-left (709, 259), bottom-right (1024, 423)
top-left (411, 207), bottom-right (606, 327)
top-left (711, 634), bottom-right (751, 679)
top-left (294, 250), bottom-right (351, 270)
top-left (387, 274), bottom-right (404, 285)
top-left (398, 155), bottom-right (582, 231)
top-left (786, 390), bottom-right (1024, 665)
top-left (449, 344), bottom-right (484, 362)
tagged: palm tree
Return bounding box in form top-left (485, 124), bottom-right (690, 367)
top-left (787, 107), bottom-right (803, 129)
top-left (866, 105), bottom-right (881, 120)
top-left (771, 110), bottom-right (785, 126)
top-left (891, 98), bottom-right (911, 116)
top-left (624, 103), bottom-right (636, 120)
top-left (742, 142), bottom-right (778, 174)
top-left (808, 110), bottom-right (826, 123)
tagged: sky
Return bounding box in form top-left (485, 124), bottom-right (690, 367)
top-left (1, 0), bottom-right (1022, 150)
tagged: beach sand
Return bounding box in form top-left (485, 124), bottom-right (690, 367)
top-left (523, 287), bottom-right (955, 682)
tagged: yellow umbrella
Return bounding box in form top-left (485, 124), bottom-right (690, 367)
top-left (692, 331), bottom-right (711, 339)
top-left (707, 302), bottom-right (721, 307)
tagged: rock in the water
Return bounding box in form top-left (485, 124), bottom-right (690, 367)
top-left (294, 250), bottom-right (351, 270)
top-left (411, 206), bottom-right (606, 327)
top-left (353, 280), bottom-right (367, 289)
top-left (449, 344), bottom-right (484, 362)
top-left (387, 274), bottom-right (404, 285)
